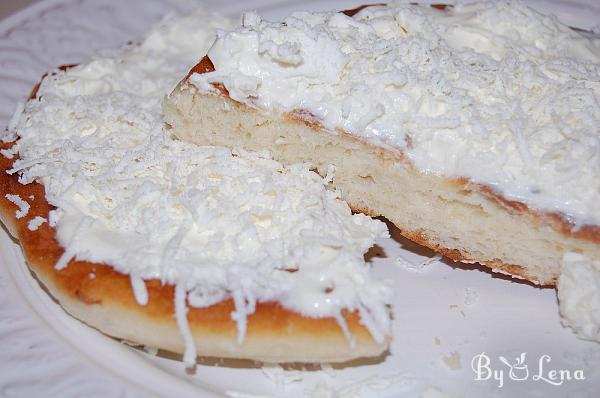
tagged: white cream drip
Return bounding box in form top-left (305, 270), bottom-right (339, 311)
top-left (130, 275), bottom-right (149, 306)
top-left (54, 216), bottom-right (94, 271)
top-left (7, 9), bottom-right (392, 362)
top-left (193, 1), bottom-right (600, 227)
top-left (175, 283), bottom-right (196, 367)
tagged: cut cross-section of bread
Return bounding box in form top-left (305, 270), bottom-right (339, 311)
top-left (164, 1), bottom-right (600, 287)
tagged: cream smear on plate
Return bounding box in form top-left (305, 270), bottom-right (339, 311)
top-left (5, 9), bottom-right (392, 365)
top-left (192, 0), bottom-right (600, 227)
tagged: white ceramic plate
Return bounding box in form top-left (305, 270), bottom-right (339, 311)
top-left (1, 1), bottom-right (600, 397)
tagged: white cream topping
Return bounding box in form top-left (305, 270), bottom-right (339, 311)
top-left (558, 252), bottom-right (600, 342)
top-left (193, 1), bottom-right (600, 226)
top-left (6, 9), bottom-right (392, 362)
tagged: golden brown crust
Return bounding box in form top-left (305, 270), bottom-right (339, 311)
top-left (186, 56), bottom-right (217, 80)
top-left (0, 138), bottom-right (384, 362)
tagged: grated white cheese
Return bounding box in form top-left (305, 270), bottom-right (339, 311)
top-left (27, 216), bottom-right (46, 231)
top-left (7, 9), bottom-right (393, 362)
top-left (5, 194), bottom-right (30, 219)
top-left (194, 1), bottom-right (600, 227)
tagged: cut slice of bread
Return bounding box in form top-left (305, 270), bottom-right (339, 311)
top-left (164, 56), bottom-right (600, 286)
top-left (0, 140), bottom-right (389, 363)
